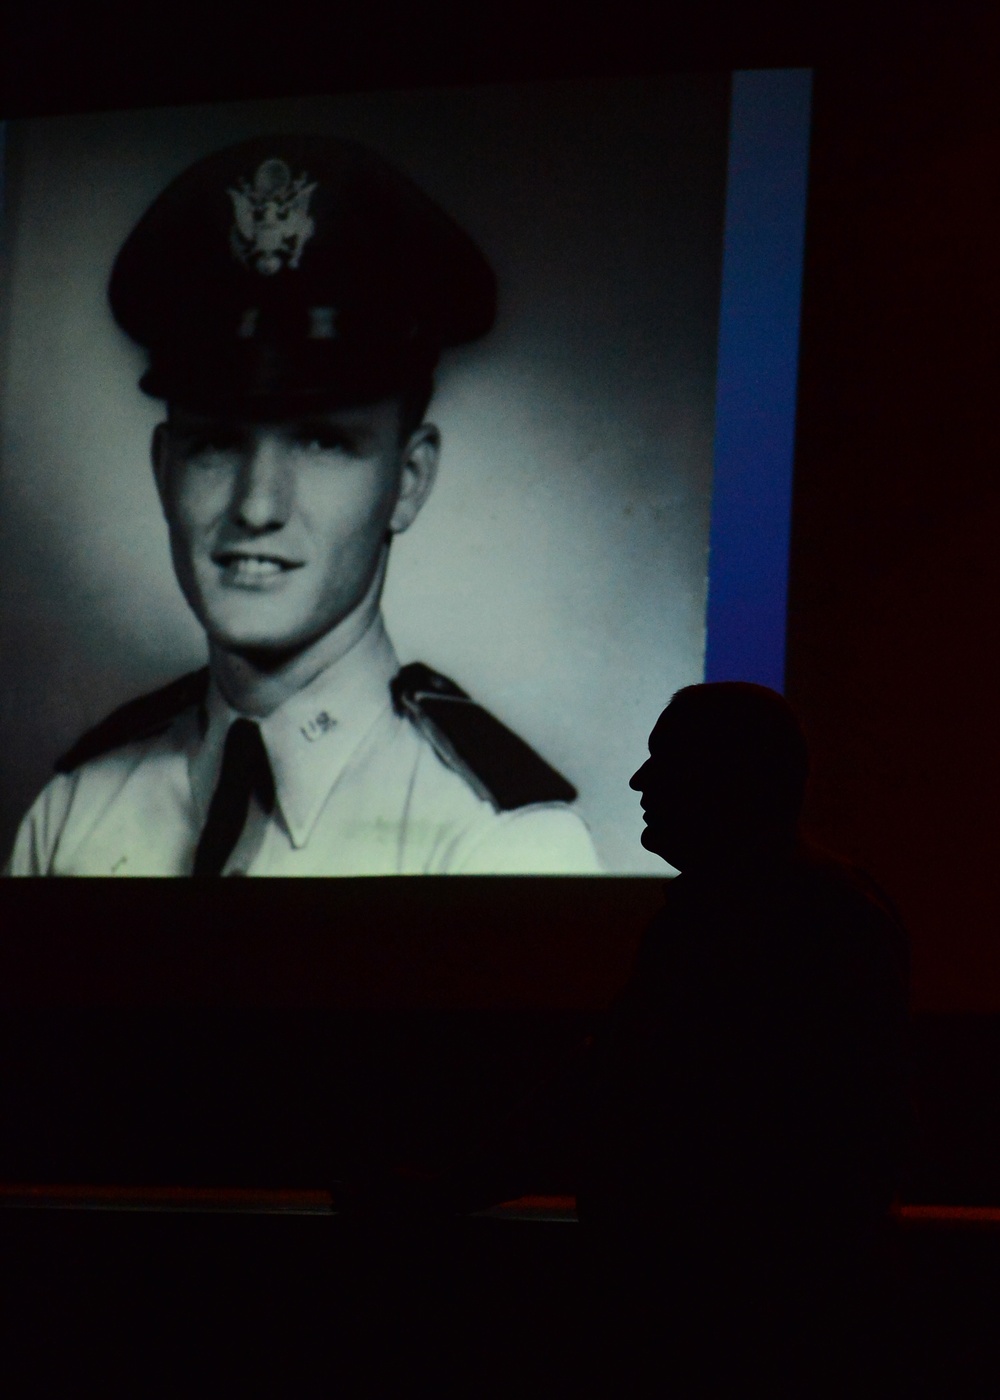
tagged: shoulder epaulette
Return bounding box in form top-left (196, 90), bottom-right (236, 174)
top-left (391, 662), bottom-right (577, 811)
top-left (55, 668), bottom-right (210, 774)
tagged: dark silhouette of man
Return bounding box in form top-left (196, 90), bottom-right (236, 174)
top-left (349, 682), bottom-right (913, 1395)
top-left (577, 682), bottom-right (912, 1395)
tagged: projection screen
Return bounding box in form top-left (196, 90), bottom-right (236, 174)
top-left (0, 72), bottom-right (810, 877)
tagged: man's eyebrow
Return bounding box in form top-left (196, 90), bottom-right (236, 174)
top-left (170, 415), bottom-right (242, 433)
top-left (294, 418), bottom-right (353, 433)
top-left (293, 418), bottom-right (376, 446)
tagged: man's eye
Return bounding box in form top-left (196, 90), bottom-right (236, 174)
top-left (183, 432), bottom-right (242, 455)
top-left (296, 429), bottom-right (355, 454)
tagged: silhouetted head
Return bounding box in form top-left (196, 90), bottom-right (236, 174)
top-left (630, 682), bottom-right (809, 873)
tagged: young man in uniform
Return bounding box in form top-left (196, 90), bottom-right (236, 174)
top-left (6, 136), bottom-right (600, 877)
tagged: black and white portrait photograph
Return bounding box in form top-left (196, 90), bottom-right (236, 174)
top-left (0, 75), bottom-right (729, 876)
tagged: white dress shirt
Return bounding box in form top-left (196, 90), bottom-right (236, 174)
top-left (6, 619), bottom-right (601, 877)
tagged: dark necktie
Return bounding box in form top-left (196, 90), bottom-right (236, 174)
top-left (192, 719), bottom-right (275, 877)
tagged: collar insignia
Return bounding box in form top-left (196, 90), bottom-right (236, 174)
top-left (228, 158), bottom-right (317, 276)
top-left (301, 711), bottom-right (337, 742)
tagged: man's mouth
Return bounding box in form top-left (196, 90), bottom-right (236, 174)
top-left (214, 552), bottom-right (304, 581)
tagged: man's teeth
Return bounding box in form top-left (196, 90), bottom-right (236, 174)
top-left (228, 557), bottom-right (283, 577)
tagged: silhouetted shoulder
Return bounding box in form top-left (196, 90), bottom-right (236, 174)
top-left (790, 843), bottom-right (911, 987)
top-left (391, 662), bottom-right (577, 811)
top-left (55, 669), bottom-right (209, 775)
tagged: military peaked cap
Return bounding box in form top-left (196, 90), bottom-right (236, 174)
top-left (108, 135), bottom-right (497, 416)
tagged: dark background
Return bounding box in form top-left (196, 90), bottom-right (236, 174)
top-left (4, 0), bottom-right (1000, 1193)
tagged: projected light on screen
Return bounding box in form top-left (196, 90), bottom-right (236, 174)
top-left (705, 68), bottom-right (811, 693)
top-left (0, 71), bottom-right (810, 877)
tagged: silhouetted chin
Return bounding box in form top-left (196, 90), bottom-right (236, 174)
top-left (639, 823), bottom-right (674, 865)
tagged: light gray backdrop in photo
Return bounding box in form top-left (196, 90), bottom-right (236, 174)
top-left (0, 76), bottom-right (729, 873)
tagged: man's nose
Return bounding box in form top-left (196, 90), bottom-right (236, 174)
top-left (630, 761), bottom-right (648, 792)
top-left (231, 436), bottom-right (293, 531)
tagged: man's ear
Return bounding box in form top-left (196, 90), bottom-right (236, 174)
top-left (389, 423), bottom-right (440, 535)
top-left (151, 421), bottom-right (171, 513)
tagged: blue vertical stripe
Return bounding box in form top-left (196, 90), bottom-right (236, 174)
top-left (703, 69), bottom-right (812, 692)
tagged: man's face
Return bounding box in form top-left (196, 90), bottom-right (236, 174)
top-left (152, 401), bottom-right (438, 659)
top-left (631, 705), bottom-right (785, 871)
top-left (630, 709), bottom-right (714, 870)
top-left (630, 712), bottom-right (687, 864)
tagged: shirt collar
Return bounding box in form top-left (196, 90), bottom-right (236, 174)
top-left (190, 617), bottom-right (400, 849)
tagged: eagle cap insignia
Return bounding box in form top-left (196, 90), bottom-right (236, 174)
top-left (228, 158), bottom-right (317, 275)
